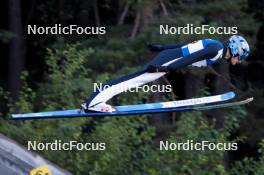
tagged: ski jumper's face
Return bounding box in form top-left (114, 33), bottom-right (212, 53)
top-left (231, 56), bottom-right (240, 65)
top-left (225, 48), bottom-right (240, 65)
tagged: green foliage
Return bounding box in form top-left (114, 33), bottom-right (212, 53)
top-left (86, 116), bottom-right (155, 175)
top-left (230, 139), bottom-right (264, 175)
top-left (14, 71), bottom-right (36, 113)
top-left (138, 110), bottom-right (239, 175)
top-left (0, 86), bottom-right (10, 115)
top-left (0, 30), bottom-right (15, 43)
top-left (37, 43), bottom-right (94, 110)
top-left (1, 0), bottom-right (263, 174)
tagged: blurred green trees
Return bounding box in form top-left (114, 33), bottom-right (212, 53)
top-left (0, 0), bottom-right (264, 174)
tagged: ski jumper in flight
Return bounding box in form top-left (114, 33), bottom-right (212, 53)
top-left (81, 35), bottom-right (250, 112)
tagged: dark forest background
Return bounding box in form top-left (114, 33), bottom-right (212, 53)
top-left (0, 0), bottom-right (264, 174)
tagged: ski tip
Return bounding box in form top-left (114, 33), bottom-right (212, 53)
top-left (221, 91), bottom-right (236, 101)
top-left (238, 97), bottom-right (254, 104)
top-left (246, 97), bottom-right (254, 103)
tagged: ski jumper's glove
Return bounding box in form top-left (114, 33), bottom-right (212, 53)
top-left (147, 44), bottom-right (164, 52)
top-left (146, 64), bottom-right (169, 73)
top-left (147, 43), bottom-right (186, 52)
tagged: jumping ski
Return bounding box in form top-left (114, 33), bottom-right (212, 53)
top-left (11, 91), bottom-right (242, 120)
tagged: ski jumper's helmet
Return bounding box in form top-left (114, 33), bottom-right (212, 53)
top-left (227, 35), bottom-right (250, 61)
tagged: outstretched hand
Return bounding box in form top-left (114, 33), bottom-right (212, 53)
top-left (147, 43), bottom-right (163, 52)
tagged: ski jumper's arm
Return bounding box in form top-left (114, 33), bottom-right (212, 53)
top-left (147, 43), bottom-right (186, 51)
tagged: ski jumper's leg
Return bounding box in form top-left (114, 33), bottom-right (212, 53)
top-left (85, 48), bottom-right (183, 111)
top-left (85, 70), bottom-right (166, 110)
